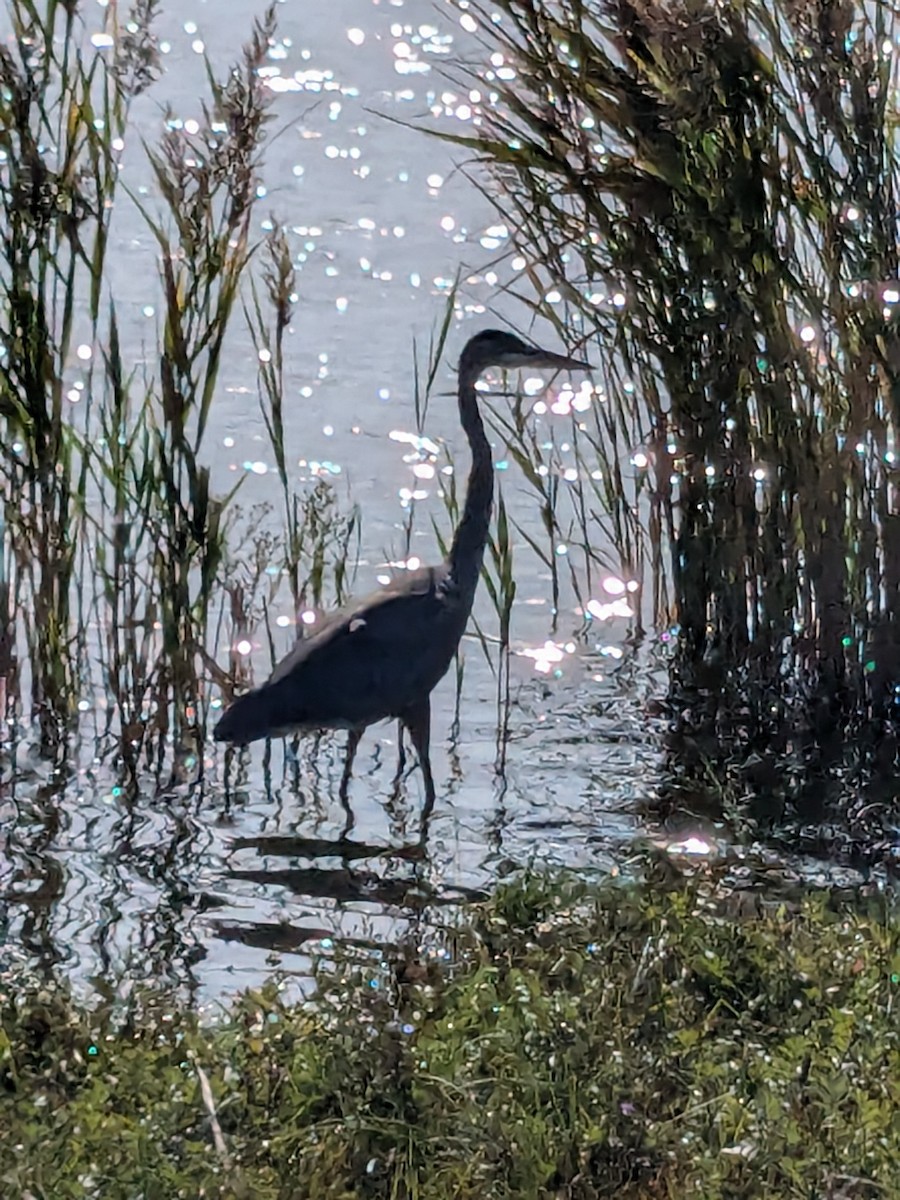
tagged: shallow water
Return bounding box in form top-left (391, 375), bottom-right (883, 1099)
top-left (1, 0), bottom-right (660, 996)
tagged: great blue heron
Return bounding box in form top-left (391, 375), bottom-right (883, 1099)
top-left (213, 328), bottom-right (591, 805)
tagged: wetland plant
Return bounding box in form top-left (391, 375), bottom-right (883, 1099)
top-left (131, 3), bottom-right (275, 748)
top-left (245, 225), bottom-right (362, 641)
top-left (415, 303), bottom-right (521, 764)
top-left (452, 0), bottom-right (900, 829)
top-left (1, 866), bottom-right (897, 1197)
top-left (0, 0), bottom-right (158, 748)
top-left (0, 2), bottom-right (357, 770)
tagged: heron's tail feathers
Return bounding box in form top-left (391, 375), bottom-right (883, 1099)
top-left (213, 680), bottom-right (308, 745)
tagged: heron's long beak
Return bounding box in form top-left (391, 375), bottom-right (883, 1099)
top-left (530, 348), bottom-right (593, 372)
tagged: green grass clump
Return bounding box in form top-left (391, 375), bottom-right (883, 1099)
top-left (1, 870), bottom-right (898, 1198)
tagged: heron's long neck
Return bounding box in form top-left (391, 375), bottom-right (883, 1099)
top-left (448, 368), bottom-right (492, 602)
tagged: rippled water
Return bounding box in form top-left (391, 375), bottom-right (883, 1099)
top-left (1, 0), bottom-right (660, 997)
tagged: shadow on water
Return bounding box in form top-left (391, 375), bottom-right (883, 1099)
top-left (2, 651), bottom-right (895, 998)
top-left (213, 831), bottom-right (486, 960)
top-left (224, 834), bottom-right (486, 908)
top-left (0, 662), bottom-right (651, 993)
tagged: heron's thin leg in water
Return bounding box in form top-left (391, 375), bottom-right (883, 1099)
top-left (339, 730), bottom-right (362, 828)
top-left (395, 719), bottom-right (406, 779)
top-left (401, 698), bottom-right (436, 830)
top-left (387, 723), bottom-right (408, 811)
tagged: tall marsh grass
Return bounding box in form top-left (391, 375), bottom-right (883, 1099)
top-left (451, 0), bottom-right (900, 824)
top-left (0, 2), bottom-right (355, 768)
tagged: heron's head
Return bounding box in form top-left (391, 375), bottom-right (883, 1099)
top-left (459, 328), bottom-right (591, 379)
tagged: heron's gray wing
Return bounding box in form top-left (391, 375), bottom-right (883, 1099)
top-left (266, 565), bottom-right (459, 722)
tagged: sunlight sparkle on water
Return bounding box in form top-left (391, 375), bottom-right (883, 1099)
top-left (572, 383), bottom-right (594, 412)
top-left (480, 224), bottom-right (508, 249)
top-left (520, 640), bottom-right (569, 674)
top-left (389, 429), bottom-right (441, 455)
top-left (399, 487), bottom-right (428, 504)
top-left (586, 597), bottom-right (632, 621)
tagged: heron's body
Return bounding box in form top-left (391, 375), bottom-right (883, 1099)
top-left (214, 329), bottom-right (590, 804)
top-left (221, 564), bottom-right (465, 740)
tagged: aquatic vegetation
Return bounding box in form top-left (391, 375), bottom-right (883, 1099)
top-left (448, 0), bottom-right (900, 826)
top-left (1, 867), bottom-right (897, 1197)
top-left (0, 2), bottom-right (357, 766)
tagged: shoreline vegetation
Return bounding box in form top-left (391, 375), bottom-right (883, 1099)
top-left (449, 0), bottom-right (900, 833)
top-left (0, 1), bottom-right (361, 769)
top-left (2, 866), bottom-right (898, 1198)
top-left (1, 2), bottom-right (900, 1196)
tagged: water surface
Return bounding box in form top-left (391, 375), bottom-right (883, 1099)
top-left (2, 0), bottom-right (655, 998)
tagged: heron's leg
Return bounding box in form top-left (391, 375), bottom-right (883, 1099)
top-left (400, 697), bottom-right (436, 811)
top-left (396, 719), bottom-right (407, 775)
top-left (390, 719), bottom-right (406, 791)
top-left (339, 730), bottom-right (362, 828)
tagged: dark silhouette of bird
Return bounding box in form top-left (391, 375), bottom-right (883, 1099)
top-left (213, 328), bottom-right (591, 805)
